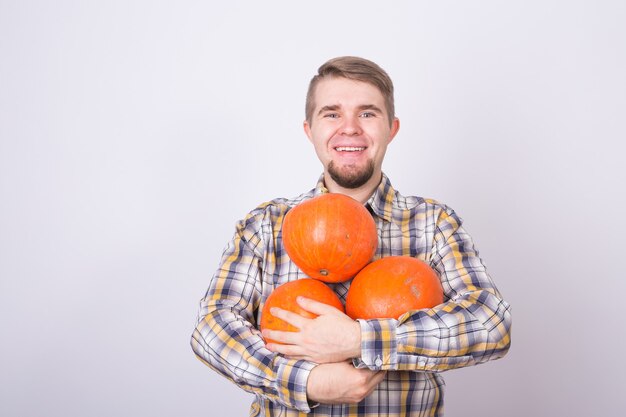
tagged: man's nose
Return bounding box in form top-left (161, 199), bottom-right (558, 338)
top-left (340, 116), bottom-right (362, 136)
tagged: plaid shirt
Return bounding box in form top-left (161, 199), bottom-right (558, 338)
top-left (191, 173), bottom-right (512, 416)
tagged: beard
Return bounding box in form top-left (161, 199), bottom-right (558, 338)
top-left (327, 159), bottom-right (375, 189)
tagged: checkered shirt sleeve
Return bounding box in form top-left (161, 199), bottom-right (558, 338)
top-left (190, 201), bottom-right (317, 413)
top-left (354, 186), bottom-right (512, 372)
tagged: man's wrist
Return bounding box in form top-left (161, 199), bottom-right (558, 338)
top-left (350, 320), bottom-right (362, 359)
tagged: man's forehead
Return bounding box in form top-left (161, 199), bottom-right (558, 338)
top-left (313, 77), bottom-right (385, 107)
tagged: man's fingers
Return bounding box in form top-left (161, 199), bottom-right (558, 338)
top-left (307, 363), bottom-right (387, 404)
top-left (371, 370), bottom-right (387, 385)
top-left (269, 299), bottom-right (344, 330)
top-left (264, 334), bottom-right (315, 361)
top-left (296, 296), bottom-right (344, 316)
top-left (269, 307), bottom-right (308, 328)
top-left (262, 328), bottom-right (300, 345)
top-left (265, 340), bottom-right (303, 357)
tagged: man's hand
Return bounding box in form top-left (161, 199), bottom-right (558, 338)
top-left (262, 296), bottom-right (361, 363)
top-left (307, 362), bottom-right (386, 404)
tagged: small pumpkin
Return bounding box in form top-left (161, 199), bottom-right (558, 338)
top-left (345, 256), bottom-right (444, 320)
top-left (282, 193), bottom-right (378, 283)
top-left (260, 278), bottom-right (344, 344)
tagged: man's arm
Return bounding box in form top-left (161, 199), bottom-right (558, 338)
top-left (306, 362), bottom-right (386, 405)
top-left (353, 207), bottom-right (512, 372)
top-left (266, 206), bottom-right (511, 372)
top-left (190, 212), bottom-right (316, 413)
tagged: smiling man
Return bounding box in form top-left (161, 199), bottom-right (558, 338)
top-left (304, 73), bottom-right (399, 203)
top-left (191, 56), bottom-right (512, 416)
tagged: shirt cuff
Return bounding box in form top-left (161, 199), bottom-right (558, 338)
top-left (352, 318), bottom-right (398, 370)
top-left (275, 358), bottom-right (317, 412)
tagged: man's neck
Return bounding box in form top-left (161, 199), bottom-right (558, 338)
top-left (323, 172), bottom-right (381, 204)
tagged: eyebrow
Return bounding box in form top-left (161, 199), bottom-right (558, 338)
top-left (317, 104), bottom-right (384, 116)
top-left (317, 105), bottom-right (340, 115)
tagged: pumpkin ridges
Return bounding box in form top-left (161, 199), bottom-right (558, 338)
top-left (345, 256), bottom-right (444, 320)
top-left (309, 201), bottom-right (330, 274)
top-left (281, 217), bottom-right (307, 273)
top-left (260, 278), bottom-right (344, 345)
top-left (282, 193), bottom-right (378, 283)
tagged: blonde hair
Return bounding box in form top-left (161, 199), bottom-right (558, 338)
top-left (305, 56), bottom-right (395, 126)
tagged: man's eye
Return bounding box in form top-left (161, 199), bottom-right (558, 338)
top-left (324, 113), bottom-right (339, 119)
top-left (360, 112), bottom-right (376, 118)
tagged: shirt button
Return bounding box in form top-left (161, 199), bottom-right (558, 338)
top-left (374, 356), bottom-right (383, 367)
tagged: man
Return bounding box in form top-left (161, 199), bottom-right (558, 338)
top-left (191, 56), bottom-right (512, 416)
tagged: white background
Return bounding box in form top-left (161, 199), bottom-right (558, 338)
top-left (1, 1), bottom-right (625, 416)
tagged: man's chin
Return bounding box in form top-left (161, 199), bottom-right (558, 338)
top-left (328, 162), bottom-right (375, 189)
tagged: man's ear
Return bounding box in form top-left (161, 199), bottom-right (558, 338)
top-left (388, 117), bottom-right (400, 144)
top-left (303, 120), bottom-right (313, 142)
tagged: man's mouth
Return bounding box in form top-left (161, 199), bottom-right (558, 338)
top-left (335, 146), bottom-right (366, 152)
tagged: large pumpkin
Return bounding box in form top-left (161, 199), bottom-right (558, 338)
top-left (345, 256), bottom-right (444, 320)
top-left (260, 278), bottom-right (344, 344)
top-left (282, 193), bottom-right (378, 283)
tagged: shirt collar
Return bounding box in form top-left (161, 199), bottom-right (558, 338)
top-left (314, 174), bottom-right (329, 195)
top-left (313, 172), bottom-right (396, 222)
top-left (366, 172), bottom-right (395, 222)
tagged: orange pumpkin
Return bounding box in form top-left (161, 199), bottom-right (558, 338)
top-left (282, 193), bottom-right (378, 283)
top-left (260, 278), bottom-right (344, 344)
top-left (345, 256), bottom-right (444, 320)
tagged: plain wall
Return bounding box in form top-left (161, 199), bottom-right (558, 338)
top-left (1, 1), bottom-right (625, 416)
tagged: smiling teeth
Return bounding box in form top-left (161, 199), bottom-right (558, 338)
top-left (336, 147), bottom-right (365, 152)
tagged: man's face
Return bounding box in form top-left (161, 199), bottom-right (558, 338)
top-left (304, 77), bottom-right (399, 191)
